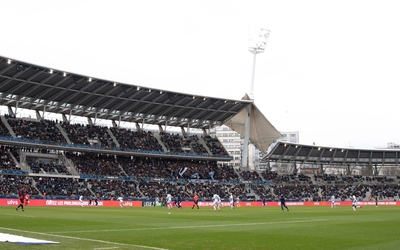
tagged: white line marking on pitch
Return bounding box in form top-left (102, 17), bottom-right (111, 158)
top-left (50, 219), bottom-right (328, 234)
top-left (0, 227), bottom-right (168, 250)
top-left (4, 213), bottom-right (36, 217)
top-left (93, 247), bottom-right (120, 250)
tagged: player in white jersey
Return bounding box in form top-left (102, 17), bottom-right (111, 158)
top-left (166, 194), bottom-right (173, 210)
top-left (351, 195), bottom-right (362, 212)
top-left (330, 195), bottom-right (335, 208)
top-left (229, 193), bottom-right (235, 209)
top-left (236, 196), bottom-right (241, 207)
top-left (79, 195), bottom-right (83, 207)
top-left (117, 196), bottom-right (124, 208)
top-left (212, 194), bottom-right (221, 211)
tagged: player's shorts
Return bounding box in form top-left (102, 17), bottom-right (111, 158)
top-left (19, 197), bottom-right (25, 204)
top-left (193, 200), bottom-right (198, 204)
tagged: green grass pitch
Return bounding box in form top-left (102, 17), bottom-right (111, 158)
top-left (1, 205), bottom-right (399, 250)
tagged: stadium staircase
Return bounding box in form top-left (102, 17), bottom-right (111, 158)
top-left (365, 190), bottom-right (372, 201)
top-left (270, 186), bottom-right (277, 197)
top-left (60, 153), bottom-right (79, 175)
top-left (197, 137), bottom-right (213, 155)
top-left (8, 150), bottom-right (25, 170)
top-left (0, 116), bottom-right (16, 137)
top-left (118, 163), bottom-right (129, 177)
top-left (107, 128), bottom-right (120, 148)
top-left (85, 182), bottom-right (96, 196)
top-left (153, 132), bottom-right (168, 152)
top-left (55, 123), bottom-right (72, 144)
top-left (30, 178), bottom-right (43, 196)
top-left (15, 151), bottom-right (31, 173)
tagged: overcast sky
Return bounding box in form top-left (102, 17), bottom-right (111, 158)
top-left (1, 0), bottom-right (400, 149)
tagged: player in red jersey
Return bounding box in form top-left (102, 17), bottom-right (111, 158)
top-left (192, 194), bottom-right (199, 209)
top-left (16, 186), bottom-right (25, 211)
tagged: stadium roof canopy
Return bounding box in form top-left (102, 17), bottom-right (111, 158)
top-left (263, 141), bottom-right (400, 166)
top-left (0, 55), bottom-right (253, 128)
top-left (0, 55), bottom-right (281, 153)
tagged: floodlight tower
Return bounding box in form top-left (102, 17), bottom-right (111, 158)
top-left (242, 28), bottom-right (271, 169)
top-left (248, 28), bottom-right (270, 99)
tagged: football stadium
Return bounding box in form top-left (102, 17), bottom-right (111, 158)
top-left (0, 51), bottom-right (400, 250)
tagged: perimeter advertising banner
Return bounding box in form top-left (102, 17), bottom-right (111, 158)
top-left (0, 199), bottom-right (398, 207)
top-left (179, 201), bottom-right (400, 207)
top-left (0, 198), bottom-right (142, 207)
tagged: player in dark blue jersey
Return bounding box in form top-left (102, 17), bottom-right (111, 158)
top-left (175, 194), bottom-right (182, 210)
top-left (280, 195), bottom-right (289, 212)
top-left (94, 196), bottom-right (98, 207)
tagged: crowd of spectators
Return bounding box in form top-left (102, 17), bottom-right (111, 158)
top-left (7, 118), bottom-right (67, 144)
top-left (320, 184), bottom-right (369, 201)
top-left (251, 184), bottom-right (275, 200)
top-left (239, 170), bottom-right (263, 182)
top-left (184, 182), bottom-right (247, 200)
top-left (204, 135), bottom-right (229, 157)
top-left (27, 161), bottom-right (70, 175)
top-left (187, 135), bottom-right (208, 155)
top-left (272, 184), bottom-right (320, 201)
top-left (1, 142), bottom-right (400, 201)
top-left (159, 132), bottom-right (184, 153)
top-left (0, 146), bottom-right (19, 171)
top-left (89, 179), bottom-right (142, 199)
top-left (1, 116), bottom-right (229, 158)
top-left (33, 176), bottom-right (91, 198)
top-left (110, 128), bottom-right (162, 151)
top-left (0, 174), bottom-right (39, 197)
top-left (66, 153), bottom-right (125, 177)
top-left (61, 122), bottom-right (116, 149)
top-left (0, 118), bottom-right (11, 137)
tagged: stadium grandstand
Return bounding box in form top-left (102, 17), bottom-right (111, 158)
top-left (0, 55), bottom-right (399, 204)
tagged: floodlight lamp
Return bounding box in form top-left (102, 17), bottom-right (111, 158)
top-left (63, 72), bottom-right (67, 77)
top-left (113, 82), bottom-right (117, 86)
top-left (49, 69), bottom-right (53, 74)
top-left (7, 59), bottom-right (11, 64)
top-left (137, 86), bottom-right (140, 90)
top-left (248, 28), bottom-right (271, 53)
top-left (88, 77), bottom-right (92, 82)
